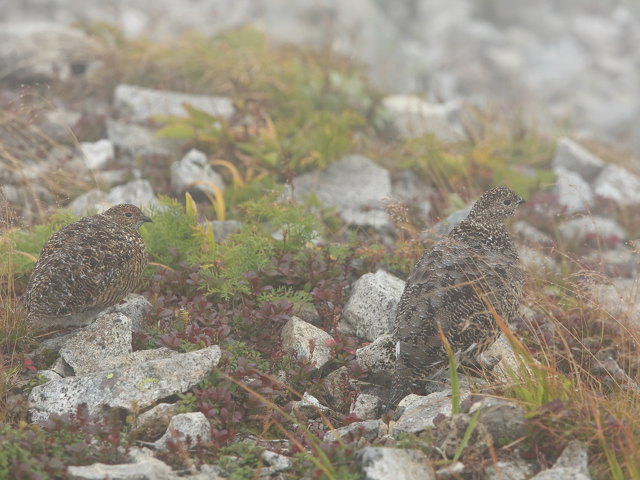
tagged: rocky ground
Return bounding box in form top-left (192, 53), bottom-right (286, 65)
top-left (1, 8), bottom-right (640, 480)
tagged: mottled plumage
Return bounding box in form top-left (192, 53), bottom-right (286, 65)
top-left (25, 204), bottom-right (151, 329)
top-left (389, 186), bottom-right (525, 408)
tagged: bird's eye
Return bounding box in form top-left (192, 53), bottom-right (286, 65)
top-left (503, 200), bottom-right (512, 206)
top-left (124, 212), bottom-right (133, 217)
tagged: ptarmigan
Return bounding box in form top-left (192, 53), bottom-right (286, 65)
top-left (25, 204), bottom-right (151, 330)
top-left (388, 186), bottom-right (525, 408)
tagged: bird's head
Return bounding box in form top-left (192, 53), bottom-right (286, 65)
top-left (103, 204), bottom-right (152, 230)
top-left (467, 186), bottom-right (525, 224)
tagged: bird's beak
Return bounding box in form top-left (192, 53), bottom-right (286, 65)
top-left (142, 215), bottom-right (153, 223)
top-left (517, 196), bottom-right (526, 205)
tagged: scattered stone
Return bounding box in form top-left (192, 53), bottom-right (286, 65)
top-left (29, 345), bottom-right (221, 423)
top-left (291, 392), bottom-right (330, 419)
top-left (470, 397), bottom-right (527, 447)
top-left (355, 333), bottom-right (396, 381)
top-left (153, 412), bottom-right (211, 450)
top-left (512, 221), bottom-right (554, 246)
top-left (80, 139), bottom-right (115, 170)
top-left (107, 179), bottom-right (158, 209)
top-left (552, 137), bottom-right (605, 181)
top-left (59, 313), bottom-right (132, 375)
top-left (518, 246), bottom-right (558, 275)
top-left (594, 164), bottom-right (640, 206)
top-left (391, 388), bottom-right (470, 437)
top-left (530, 441), bottom-right (590, 479)
top-left (324, 420), bottom-right (381, 443)
top-left (114, 84), bottom-right (234, 122)
top-left (106, 119), bottom-right (175, 158)
top-left (340, 270), bottom-right (405, 340)
top-left (67, 189), bottom-right (108, 217)
top-left (281, 316), bottom-right (332, 369)
top-left (485, 456), bottom-right (536, 480)
top-left (262, 450), bottom-right (292, 472)
top-left (67, 454), bottom-right (173, 480)
top-left (435, 461), bottom-right (465, 479)
top-left (481, 333), bottom-right (528, 383)
top-left (557, 215), bottom-right (626, 246)
top-left (553, 166), bottom-right (593, 213)
top-left (383, 95), bottom-right (465, 142)
top-left (435, 412), bottom-right (491, 459)
top-left (357, 447), bottom-right (435, 480)
top-left (134, 403), bottom-right (176, 440)
top-left (102, 293), bottom-right (152, 333)
top-left (350, 393), bottom-right (382, 420)
top-left (208, 219), bottom-right (243, 242)
top-left (41, 108), bottom-right (82, 139)
top-left (322, 366), bottom-right (353, 406)
top-left (0, 22), bottom-right (101, 82)
top-left (293, 155), bottom-right (392, 229)
top-left (170, 149), bottom-right (225, 197)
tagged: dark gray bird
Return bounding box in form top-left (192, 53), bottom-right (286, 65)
top-left (25, 204), bottom-right (152, 330)
top-left (389, 186), bottom-right (525, 408)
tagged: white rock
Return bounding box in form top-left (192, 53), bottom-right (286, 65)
top-left (170, 149), bottom-right (225, 197)
top-left (553, 166), bottom-right (593, 213)
top-left (68, 189), bottom-right (108, 217)
top-left (291, 392), bottom-right (330, 418)
top-left (355, 333), bottom-right (396, 377)
top-left (29, 345), bottom-right (221, 423)
top-left (102, 293), bottom-right (152, 333)
top-left (107, 179), bottom-right (158, 208)
top-left (383, 95), bottom-right (465, 142)
top-left (281, 316), bottom-right (332, 369)
top-left (80, 139), bottom-right (115, 170)
top-left (106, 119), bottom-right (174, 157)
top-left (153, 412), bottom-right (211, 450)
top-left (114, 84), bottom-right (234, 122)
top-left (293, 155), bottom-right (392, 229)
top-left (350, 393), bottom-right (382, 420)
top-left (358, 447), bottom-right (435, 480)
top-left (59, 313), bottom-right (133, 375)
top-left (262, 450), bottom-right (292, 472)
top-left (594, 164), bottom-right (640, 206)
top-left (340, 270), bottom-right (405, 341)
top-left (557, 216), bottom-right (626, 245)
top-left (552, 137), bottom-right (605, 180)
top-left (324, 420), bottom-right (382, 443)
top-left (518, 246), bottom-right (558, 275)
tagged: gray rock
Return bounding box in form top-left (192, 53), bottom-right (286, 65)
top-left (594, 164), bottom-right (640, 206)
top-left (557, 216), bottom-right (626, 245)
top-left (68, 189), bottom-right (108, 217)
top-left (512, 221), bottom-right (554, 246)
top-left (518, 246), bottom-right (558, 275)
top-left (107, 179), bottom-right (158, 209)
top-left (324, 419), bottom-right (382, 443)
top-left (358, 447), bottom-right (435, 480)
top-left (281, 316), bottom-right (332, 369)
top-left (41, 108), bottom-right (82, 139)
top-left (0, 22), bottom-right (101, 82)
top-left (435, 461), bottom-right (465, 479)
top-left (293, 155), bottom-right (392, 229)
top-left (28, 345), bottom-right (221, 423)
top-left (552, 137), bottom-right (605, 181)
top-left (391, 170), bottom-right (434, 217)
top-left (37, 370), bottom-right (62, 383)
top-left (322, 366), bottom-right (353, 406)
top-left (106, 119), bottom-right (174, 157)
top-left (67, 455), bottom-right (174, 480)
top-left (208, 219), bottom-right (243, 242)
top-left (552, 440), bottom-right (589, 476)
top-left (80, 139), bottom-right (115, 170)
top-left (553, 166), bottom-right (593, 213)
top-left (350, 393), bottom-right (382, 420)
top-left (481, 333), bottom-right (532, 384)
top-left (383, 95), bottom-right (466, 142)
top-left (95, 348), bottom-right (179, 372)
top-left (102, 293), bottom-right (152, 333)
top-left (431, 205), bottom-right (473, 236)
top-left (340, 270), bottom-right (405, 340)
top-left (134, 403), bottom-right (176, 440)
top-left (170, 149), bottom-right (225, 197)
top-left (391, 388), bottom-right (470, 437)
top-left (262, 450), bottom-right (292, 472)
top-left (153, 412), bottom-right (211, 450)
top-left (485, 457), bottom-right (536, 480)
top-left (59, 313), bottom-right (133, 375)
top-left (114, 84), bottom-right (234, 122)
top-left (291, 392), bottom-right (330, 419)
top-left (470, 397), bottom-right (526, 446)
top-left (587, 279), bottom-right (640, 326)
top-left (355, 333), bottom-right (396, 379)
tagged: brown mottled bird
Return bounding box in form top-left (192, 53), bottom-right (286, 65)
top-left (25, 204), bottom-right (152, 330)
top-left (388, 186), bottom-right (525, 408)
